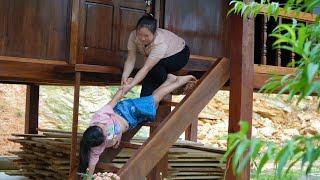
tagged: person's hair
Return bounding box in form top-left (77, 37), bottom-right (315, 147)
top-left (136, 14), bottom-right (157, 34)
top-left (78, 126), bottom-right (105, 173)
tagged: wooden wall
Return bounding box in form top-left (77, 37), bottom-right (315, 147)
top-left (0, 0), bottom-right (70, 61)
top-left (164, 0), bottom-right (230, 58)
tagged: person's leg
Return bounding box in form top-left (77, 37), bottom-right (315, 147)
top-left (140, 76), bottom-right (155, 97)
top-left (161, 46), bottom-right (190, 73)
top-left (140, 63), bottom-right (167, 97)
top-left (152, 74), bottom-right (196, 106)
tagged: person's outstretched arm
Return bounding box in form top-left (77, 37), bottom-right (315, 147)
top-left (108, 78), bottom-right (133, 107)
top-left (122, 58), bottom-right (160, 95)
top-left (108, 88), bottom-right (124, 108)
top-left (122, 50), bottom-right (136, 85)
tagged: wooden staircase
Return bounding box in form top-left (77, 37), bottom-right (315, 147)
top-left (98, 57), bottom-right (230, 179)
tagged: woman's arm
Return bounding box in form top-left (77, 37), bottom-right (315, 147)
top-left (122, 50), bottom-right (136, 85)
top-left (122, 58), bottom-right (160, 95)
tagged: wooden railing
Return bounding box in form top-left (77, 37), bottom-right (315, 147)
top-left (255, 8), bottom-right (316, 67)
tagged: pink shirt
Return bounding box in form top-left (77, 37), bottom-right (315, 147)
top-left (88, 104), bottom-right (121, 167)
top-left (127, 28), bottom-right (185, 60)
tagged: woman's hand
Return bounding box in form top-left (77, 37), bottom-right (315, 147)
top-left (121, 75), bottom-right (129, 86)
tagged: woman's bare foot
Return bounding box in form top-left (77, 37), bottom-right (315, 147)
top-left (176, 75), bottom-right (196, 86)
top-left (160, 74), bottom-right (178, 87)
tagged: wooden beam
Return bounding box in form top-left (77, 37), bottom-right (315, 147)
top-left (56, 64), bottom-right (122, 74)
top-left (254, 64), bottom-right (296, 75)
top-left (0, 61), bottom-right (121, 85)
top-left (69, 0), bottom-right (81, 64)
top-left (185, 119), bottom-right (198, 142)
top-left (25, 85), bottom-right (39, 134)
top-left (0, 56), bottom-right (67, 65)
top-left (227, 7), bottom-right (254, 180)
top-left (259, 7), bottom-right (317, 22)
top-left (69, 72), bottom-right (81, 178)
top-left (147, 97), bottom-right (171, 180)
top-left (118, 58), bottom-right (230, 179)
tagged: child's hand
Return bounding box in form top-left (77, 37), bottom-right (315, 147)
top-left (126, 77), bottom-right (133, 84)
top-left (121, 83), bottom-right (133, 96)
top-left (112, 134), bottom-right (122, 149)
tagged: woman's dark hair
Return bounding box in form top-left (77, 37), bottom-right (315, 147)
top-left (136, 14), bottom-right (157, 34)
top-left (78, 126), bottom-right (105, 173)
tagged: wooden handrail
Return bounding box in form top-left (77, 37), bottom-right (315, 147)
top-left (259, 7), bottom-right (317, 22)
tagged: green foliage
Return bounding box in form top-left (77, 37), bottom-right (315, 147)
top-left (225, 2), bottom-right (320, 178)
top-left (221, 121), bottom-right (320, 179)
top-left (229, 0), bottom-right (320, 107)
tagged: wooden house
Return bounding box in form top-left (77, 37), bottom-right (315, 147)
top-left (0, 0), bottom-right (316, 179)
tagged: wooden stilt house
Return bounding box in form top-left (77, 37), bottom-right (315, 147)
top-left (0, 0), bottom-right (316, 179)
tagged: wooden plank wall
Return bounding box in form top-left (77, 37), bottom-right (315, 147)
top-left (0, 0), bottom-right (70, 61)
top-left (164, 0), bottom-right (230, 58)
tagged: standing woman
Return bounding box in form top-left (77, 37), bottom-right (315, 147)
top-left (121, 14), bottom-right (190, 97)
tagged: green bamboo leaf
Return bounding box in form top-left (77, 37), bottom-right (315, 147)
top-left (257, 142), bottom-right (276, 177)
top-left (297, 25), bottom-right (307, 52)
top-left (285, 152), bottom-right (304, 176)
top-left (275, 140), bottom-right (294, 178)
top-left (236, 138), bottom-right (261, 175)
top-left (232, 139), bottom-right (250, 174)
top-left (239, 121), bottom-right (249, 135)
top-left (307, 63), bottom-right (319, 83)
top-left (273, 24), bottom-right (297, 41)
top-left (256, 153), bottom-right (269, 177)
top-left (303, 41), bottom-right (312, 56)
top-left (306, 147), bottom-right (320, 174)
top-left (305, 0), bottom-right (320, 12)
top-left (221, 139), bottom-right (241, 163)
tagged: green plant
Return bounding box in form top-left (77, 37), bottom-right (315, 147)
top-left (230, 0), bottom-right (320, 107)
top-left (221, 121), bottom-right (320, 179)
top-left (224, 1), bottom-right (320, 179)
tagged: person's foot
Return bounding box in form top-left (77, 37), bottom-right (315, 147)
top-left (176, 75), bottom-right (196, 86)
top-left (166, 73), bottom-right (178, 83)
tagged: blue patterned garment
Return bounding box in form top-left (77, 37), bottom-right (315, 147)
top-left (113, 95), bottom-right (156, 129)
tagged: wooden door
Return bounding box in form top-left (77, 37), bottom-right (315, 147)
top-left (79, 0), bottom-right (146, 67)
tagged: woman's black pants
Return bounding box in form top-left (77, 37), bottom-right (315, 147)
top-left (140, 45), bottom-right (190, 97)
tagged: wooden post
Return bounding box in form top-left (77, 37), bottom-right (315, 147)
top-left (69, 0), bottom-right (80, 64)
top-left (147, 95), bottom-right (171, 180)
top-left (261, 15), bottom-right (267, 65)
top-left (69, 72), bottom-right (81, 179)
top-left (25, 84), bottom-right (39, 134)
top-left (226, 5), bottom-right (254, 180)
top-left (276, 17), bottom-right (282, 66)
top-left (185, 119), bottom-right (198, 142)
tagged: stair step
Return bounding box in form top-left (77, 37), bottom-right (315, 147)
top-left (141, 121), bottom-right (160, 127)
top-left (161, 101), bottom-right (179, 107)
top-left (120, 142), bottom-right (141, 149)
top-left (96, 162), bottom-right (120, 173)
